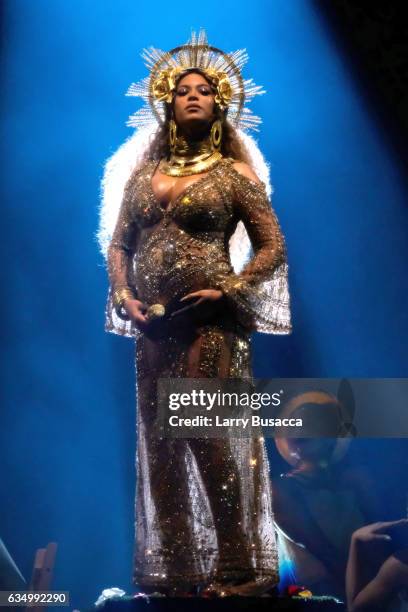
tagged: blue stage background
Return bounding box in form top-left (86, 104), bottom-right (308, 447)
top-left (1, 0), bottom-right (407, 608)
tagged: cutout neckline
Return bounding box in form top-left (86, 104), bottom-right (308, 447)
top-left (149, 159), bottom-right (227, 215)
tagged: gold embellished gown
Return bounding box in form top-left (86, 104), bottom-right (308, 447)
top-left (104, 156), bottom-right (292, 594)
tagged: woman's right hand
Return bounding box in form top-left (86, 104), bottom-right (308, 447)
top-left (123, 298), bottom-right (149, 330)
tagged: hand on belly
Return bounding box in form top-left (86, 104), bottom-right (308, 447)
top-left (169, 288), bottom-right (225, 322)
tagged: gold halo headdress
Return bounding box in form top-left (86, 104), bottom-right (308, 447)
top-left (125, 29), bottom-right (265, 132)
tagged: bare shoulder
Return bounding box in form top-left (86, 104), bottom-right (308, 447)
top-left (232, 161), bottom-right (262, 184)
top-left (377, 551), bottom-right (408, 589)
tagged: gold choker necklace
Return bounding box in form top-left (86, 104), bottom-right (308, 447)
top-left (159, 134), bottom-right (223, 177)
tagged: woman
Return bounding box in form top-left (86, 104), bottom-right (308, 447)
top-left (98, 31), bottom-right (292, 597)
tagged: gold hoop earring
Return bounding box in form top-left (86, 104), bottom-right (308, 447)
top-left (169, 119), bottom-right (177, 154)
top-left (210, 119), bottom-right (222, 151)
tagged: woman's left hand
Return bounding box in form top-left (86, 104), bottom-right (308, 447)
top-left (170, 289), bottom-right (224, 319)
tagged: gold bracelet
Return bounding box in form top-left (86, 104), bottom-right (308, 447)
top-left (214, 274), bottom-right (247, 296)
top-left (112, 286), bottom-right (136, 321)
top-left (113, 286), bottom-right (135, 308)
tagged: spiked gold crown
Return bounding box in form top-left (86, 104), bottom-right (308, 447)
top-left (125, 29), bottom-right (265, 132)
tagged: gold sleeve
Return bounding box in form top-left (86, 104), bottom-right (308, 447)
top-left (215, 169), bottom-right (292, 334)
top-left (104, 171), bottom-right (142, 339)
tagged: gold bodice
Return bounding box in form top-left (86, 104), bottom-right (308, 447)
top-left (105, 157), bottom-right (292, 336)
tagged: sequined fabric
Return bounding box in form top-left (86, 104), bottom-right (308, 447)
top-left (104, 157), bottom-right (291, 594)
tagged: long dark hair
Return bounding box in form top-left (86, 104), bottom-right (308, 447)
top-left (141, 69), bottom-right (252, 165)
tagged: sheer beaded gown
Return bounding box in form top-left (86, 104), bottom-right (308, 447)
top-left (104, 156), bottom-right (291, 594)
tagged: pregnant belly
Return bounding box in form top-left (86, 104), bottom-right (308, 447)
top-left (135, 250), bottom-right (216, 305)
top-left (135, 230), bottom-right (231, 306)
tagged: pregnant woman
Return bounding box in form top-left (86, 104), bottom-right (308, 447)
top-left (98, 30), bottom-right (292, 597)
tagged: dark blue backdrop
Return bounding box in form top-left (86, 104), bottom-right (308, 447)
top-left (1, 0), bottom-right (407, 608)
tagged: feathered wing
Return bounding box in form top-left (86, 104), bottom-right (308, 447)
top-left (97, 125), bottom-right (156, 260)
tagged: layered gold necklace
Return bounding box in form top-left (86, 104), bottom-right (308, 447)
top-left (159, 132), bottom-right (223, 177)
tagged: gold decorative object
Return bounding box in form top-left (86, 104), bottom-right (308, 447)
top-left (146, 303), bottom-right (166, 320)
top-left (113, 286), bottom-right (135, 308)
top-left (112, 286), bottom-right (136, 321)
top-left (125, 29), bottom-right (265, 132)
top-left (210, 119), bottom-right (222, 151)
top-left (298, 590), bottom-right (313, 599)
top-left (159, 130), bottom-right (223, 177)
top-left (151, 68), bottom-right (181, 103)
top-left (168, 119), bottom-right (177, 153)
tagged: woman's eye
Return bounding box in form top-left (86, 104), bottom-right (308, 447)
top-left (176, 86), bottom-right (211, 96)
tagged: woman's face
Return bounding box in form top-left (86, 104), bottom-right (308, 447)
top-left (173, 72), bottom-right (215, 130)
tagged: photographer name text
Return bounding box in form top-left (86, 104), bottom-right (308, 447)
top-left (168, 415), bottom-right (302, 429)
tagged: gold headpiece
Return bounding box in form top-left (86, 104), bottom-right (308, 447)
top-left (125, 29), bottom-right (265, 132)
